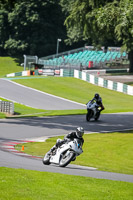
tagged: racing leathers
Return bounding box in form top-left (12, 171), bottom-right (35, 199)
top-left (91, 96), bottom-right (105, 112)
top-left (48, 131), bottom-right (84, 154)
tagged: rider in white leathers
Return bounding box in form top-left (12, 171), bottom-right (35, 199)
top-left (48, 127), bottom-right (84, 154)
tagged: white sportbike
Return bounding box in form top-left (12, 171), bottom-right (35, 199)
top-left (86, 101), bottom-right (100, 121)
top-left (42, 138), bottom-right (83, 167)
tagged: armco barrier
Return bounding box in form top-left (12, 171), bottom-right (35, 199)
top-left (60, 69), bottom-right (133, 96)
top-left (60, 69), bottom-right (74, 77)
top-left (6, 70), bottom-right (30, 77)
top-left (0, 101), bottom-right (14, 114)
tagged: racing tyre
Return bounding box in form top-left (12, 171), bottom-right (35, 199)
top-left (86, 110), bottom-right (92, 121)
top-left (59, 151), bottom-right (75, 167)
top-left (42, 153), bottom-right (50, 165)
top-left (95, 112), bottom-right (100, 121)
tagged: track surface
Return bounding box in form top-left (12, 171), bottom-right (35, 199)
top-left (100, 75), bottom-right (133, 83)
top-left (0, 78), bottom-right (85, 110)
top-left (0, 79), bottom-right (133, 182)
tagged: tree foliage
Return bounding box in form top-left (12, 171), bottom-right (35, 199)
top-left (0, 0), bottom-right (66, 57)
top-left (62, 0), bottom-right (133, 72)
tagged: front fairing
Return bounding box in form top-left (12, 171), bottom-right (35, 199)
top-left (49, 143), bottom-right (70, 164)
top-left (69, 140), bottom-right (83, 155)
top-left (49, 140), bottom-right (83, 164)
top-left (87, 101), bottom-right (96, 109)
top-left (87, 101), bottom-right (98, 116)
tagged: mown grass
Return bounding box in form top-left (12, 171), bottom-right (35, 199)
top-left (0, 167), bottom-right (133, 200)
top-left (1, 57), bottom-right (133, 116)
top-left (16, 131), bottom-right (133, 175)
top-left (0, 97), bottom-right (86, 118)
top-left (1, 75), bottom-right (133, 118)
top-left (0, 112), bottom-right (6, 118)
top-left (1, 58), bottom-right (133, 199)
top-left (13, 77), bottom-right (133, 113)
top-left (0, 57), bottom-right (23, 77)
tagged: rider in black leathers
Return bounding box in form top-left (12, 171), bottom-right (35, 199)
top-left (48, 127), bottom-right (84, 154)
top-left (91, 93), bottom-right (105, 113)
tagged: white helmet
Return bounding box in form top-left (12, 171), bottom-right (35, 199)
top-left (76, 127), bottom-right (84, 138)
top-left (56, 138), bottom-right (62, 143)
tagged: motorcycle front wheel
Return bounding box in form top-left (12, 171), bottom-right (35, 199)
top-left (86, 109), bottom-right (92, 121)
top-left (42, 153), bottom-right (50, 165)
top-left (59, 151), bottom-right (75, 167)
top-left (95, 112), bottom-right (100, 121)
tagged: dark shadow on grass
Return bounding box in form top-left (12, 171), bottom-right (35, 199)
top-left (13, 112), bottom-right (21, 115)
top-left (12, 56), bottom-right (24, 66)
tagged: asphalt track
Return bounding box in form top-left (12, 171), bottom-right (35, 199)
top-left (0, 78), bottom-right (85, 110)
top-left (0, 78), bottom-right (133, 183)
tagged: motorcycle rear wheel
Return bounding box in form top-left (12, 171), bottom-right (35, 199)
top-left (59, 151), bottom-right (75, 167)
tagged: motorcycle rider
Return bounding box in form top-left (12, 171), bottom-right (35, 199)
top-left (91, 93), bottom-right (105, 113)
top-left (47, 127), bottom-right (84, 155)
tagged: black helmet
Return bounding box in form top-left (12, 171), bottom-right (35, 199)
top-left (76, 127), bottom-right (84, 138)
top-left (94, 93), bottom-right (99, 99)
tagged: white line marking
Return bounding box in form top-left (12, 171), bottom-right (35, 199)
top-left (2, 78), bottom-right (86, 107)
top-left (0, 95), bottom-right (35, 108)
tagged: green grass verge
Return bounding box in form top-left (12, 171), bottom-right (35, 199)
top-left (1, 57), bottom-right (133, 117)
top-left (13, 77), bottom-right (133, 113)
top-left (0, 97), bottom-right (86, 118)
top-left (0, 57), bottom-right (23, 77)
top-left (16, 131), bottom-right (133, 175)
top-left (0, 167), bottom-right (133, 200)
top-left (1, 75), bottom-right (133, 118)
top-left (1, 57), bottom-right (133, 115)
top-left (0, 112), bottom-right (6, 118)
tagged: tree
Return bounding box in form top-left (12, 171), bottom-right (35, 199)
top-left (0, 0), bottom-right (18, 55)
top-left (62, 0), bottom-right (133, 72)
top-left (0, 0), bottom-right (67, 57)
top-left (95, 0), bottom-right (133, 72)
top-left (0, 9), bottom-right (9, 55)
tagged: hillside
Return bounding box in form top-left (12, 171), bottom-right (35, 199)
top-left (0, 57), bottom-right (23, 77)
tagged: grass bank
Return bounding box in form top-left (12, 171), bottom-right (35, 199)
top-left (0, 112), bottom-right (6, 118)
top-left (1, 57), bottom-right (133, 117)
top-left (0, 57), bottom-right (22, 77)
top-left (0, 167), bottom-right (133, 200)
top-left (13, 77), bottom-right (133, 113)
top-left (16, 131), bottom-right (133, 175)
top-left (0, 97), bottom-right (86, 118)
top-left (1, 75), bottom-right (133, 118)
